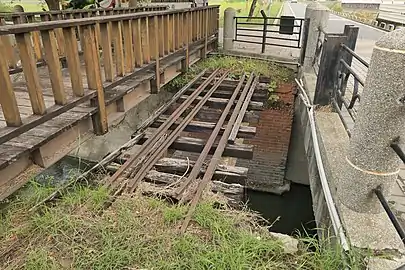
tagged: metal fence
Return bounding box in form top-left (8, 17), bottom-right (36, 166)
top-left (332, 43), bottom-right (369, 136)
top-left (314, 24), bottom-right (405, 249)
top-left (233, 10), bottom-right (309, 53)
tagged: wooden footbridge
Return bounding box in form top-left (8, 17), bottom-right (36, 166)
top-left (0, 5), bottom-right (219, 199)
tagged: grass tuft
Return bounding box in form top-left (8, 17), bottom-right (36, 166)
top-left (165, 55), bottom-right (294, 92)
top-left (0, 177), bottom-right (370, 269)
top-left (25, 249), bottom-right (58, 270)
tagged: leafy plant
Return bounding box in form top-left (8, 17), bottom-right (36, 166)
top-left (267, 80), bottom-right (280, 108)
top-left (164, 56), bottom-right (294, 94)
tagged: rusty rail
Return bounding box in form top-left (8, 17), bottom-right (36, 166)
top-left (126, 71), bottom-right (230, 192)
top-left (180, 73), bottom-right (259, 233)
top-left (105, 68), bottom-right (221, 188)
top-left (28, 69), bottom-right (261, 217)
top-left (176, 73), bottom-right (249, 196)
top-left (228, 75), bottom-right (259, 144)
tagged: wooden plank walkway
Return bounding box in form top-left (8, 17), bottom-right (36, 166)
top-left (0, 38), bottom-right (213, 171)
top-left (0, 6), bottom-right (220, 201)
top-left (0, 60), bottom-right (92, 170)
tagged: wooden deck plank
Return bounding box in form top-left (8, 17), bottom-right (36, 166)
top-left (0, 109), bottom-right (90, 169)
top-left (0, 144), bottom-right (28, 163)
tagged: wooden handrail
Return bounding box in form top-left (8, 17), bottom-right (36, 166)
top-left (0, 6), bottom-right (219, 140)
top-left (0, 6), bottom-right (219, 34)
top-left (0, 6), bottom-right (169, 19)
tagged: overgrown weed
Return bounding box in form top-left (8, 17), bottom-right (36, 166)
top-left (165, 55), bottom-right (294, 92)
top-left (0, 179), bottom-right (370, 269)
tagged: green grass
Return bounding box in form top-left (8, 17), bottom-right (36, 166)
top-left (18, 3), bottom-right (47, 12)
top-left (166, 55), bottom-right (295, 92)
top-left (326, 2), bottom-right (343, 13)
top-left (0, 1), bottom-right (12, 12)
top-left (0, 179), bottom-right (370, 269)
top-left (0, 1), bottom-right (47, 12)
top-left (269, 1), bottom-right (282, 17)
top-left (212, 0), bottom-right (283, 27)
top-left (325, 1), bottom-right (376, 20)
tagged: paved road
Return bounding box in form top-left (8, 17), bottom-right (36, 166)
top-left (286, 2), bottom-right (385, 60)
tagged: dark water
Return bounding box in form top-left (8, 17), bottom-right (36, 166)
top-left (246, 183), bottom-right (317, 237)
top-left (35, 156), bottom-right (96, 186)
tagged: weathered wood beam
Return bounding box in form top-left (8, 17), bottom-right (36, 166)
top-left (111, 157), bottom-right (248, 185)
top-left (185, 88), bottom-right (267, 102)
top-left (178, 95), bottom-right (264, 111)
top-left (138, 134), bottom-right (254, 159)
top-left (150, 116), bottom-right (256, 139)
top-left (162, 107), bottom-right (260, 124)
top-left (211, 180), bottom-right (245, 208)
top-left (155, 157), bottom-right (247, 185)
top-left (194, 80), bottom-right (267, 93)
top-left (139, 170), bottom-right (244, 207)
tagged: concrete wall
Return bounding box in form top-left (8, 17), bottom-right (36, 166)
top-left (285, 94), bottom-right (310, 186)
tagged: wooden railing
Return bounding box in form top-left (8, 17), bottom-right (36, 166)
top-left (0, 6), bottom-right (169, 71)
top-left (0, 6), bottom-right (219, 142)
top-left (0, 6), bottom-right (168, 22)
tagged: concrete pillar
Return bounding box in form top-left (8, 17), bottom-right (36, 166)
top-left (338, 29), bottom-right (405, 213)
top-left (223, 7), bottom-right (236, 51)
top-left (302, 3), bottom-right (329, 72)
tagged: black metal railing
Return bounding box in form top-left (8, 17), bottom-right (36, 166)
top-left (314, 24), bottom-right (405, 249)
top-left (331, 42), bottom-right (369, 137)
top-left (233, 10), bottom-right (308, 53)
top-left (374, 186), bottom-right (405, 245)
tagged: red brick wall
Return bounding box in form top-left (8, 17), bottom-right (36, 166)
top-left (237, 83), bottom-right (295, 193)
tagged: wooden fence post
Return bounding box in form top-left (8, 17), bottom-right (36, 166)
top-left (16, 32), bottom-right (47, 115)
top-left (63, 26), bottom-right (84, 97)
top-left (113, 21), bottom-right (125, 77)
top-left (314, 34), bottom-right (347, 106)
top-left (202, 8), bottom-right (208, 59)
top-left (149, 15), bottom-right (160, 94)
top-left (82, 25), bottom-right (108, 135)
top-left (41, 29), bottom-right (67, 105)
top-left (100, 22), bottom-right (115, 82)
top-left (0, 18), bottom-right (18, 68)
top-left (0, 39), bottom-right (22, 127)
top-left (182, 12), bottom-right (190, 73)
